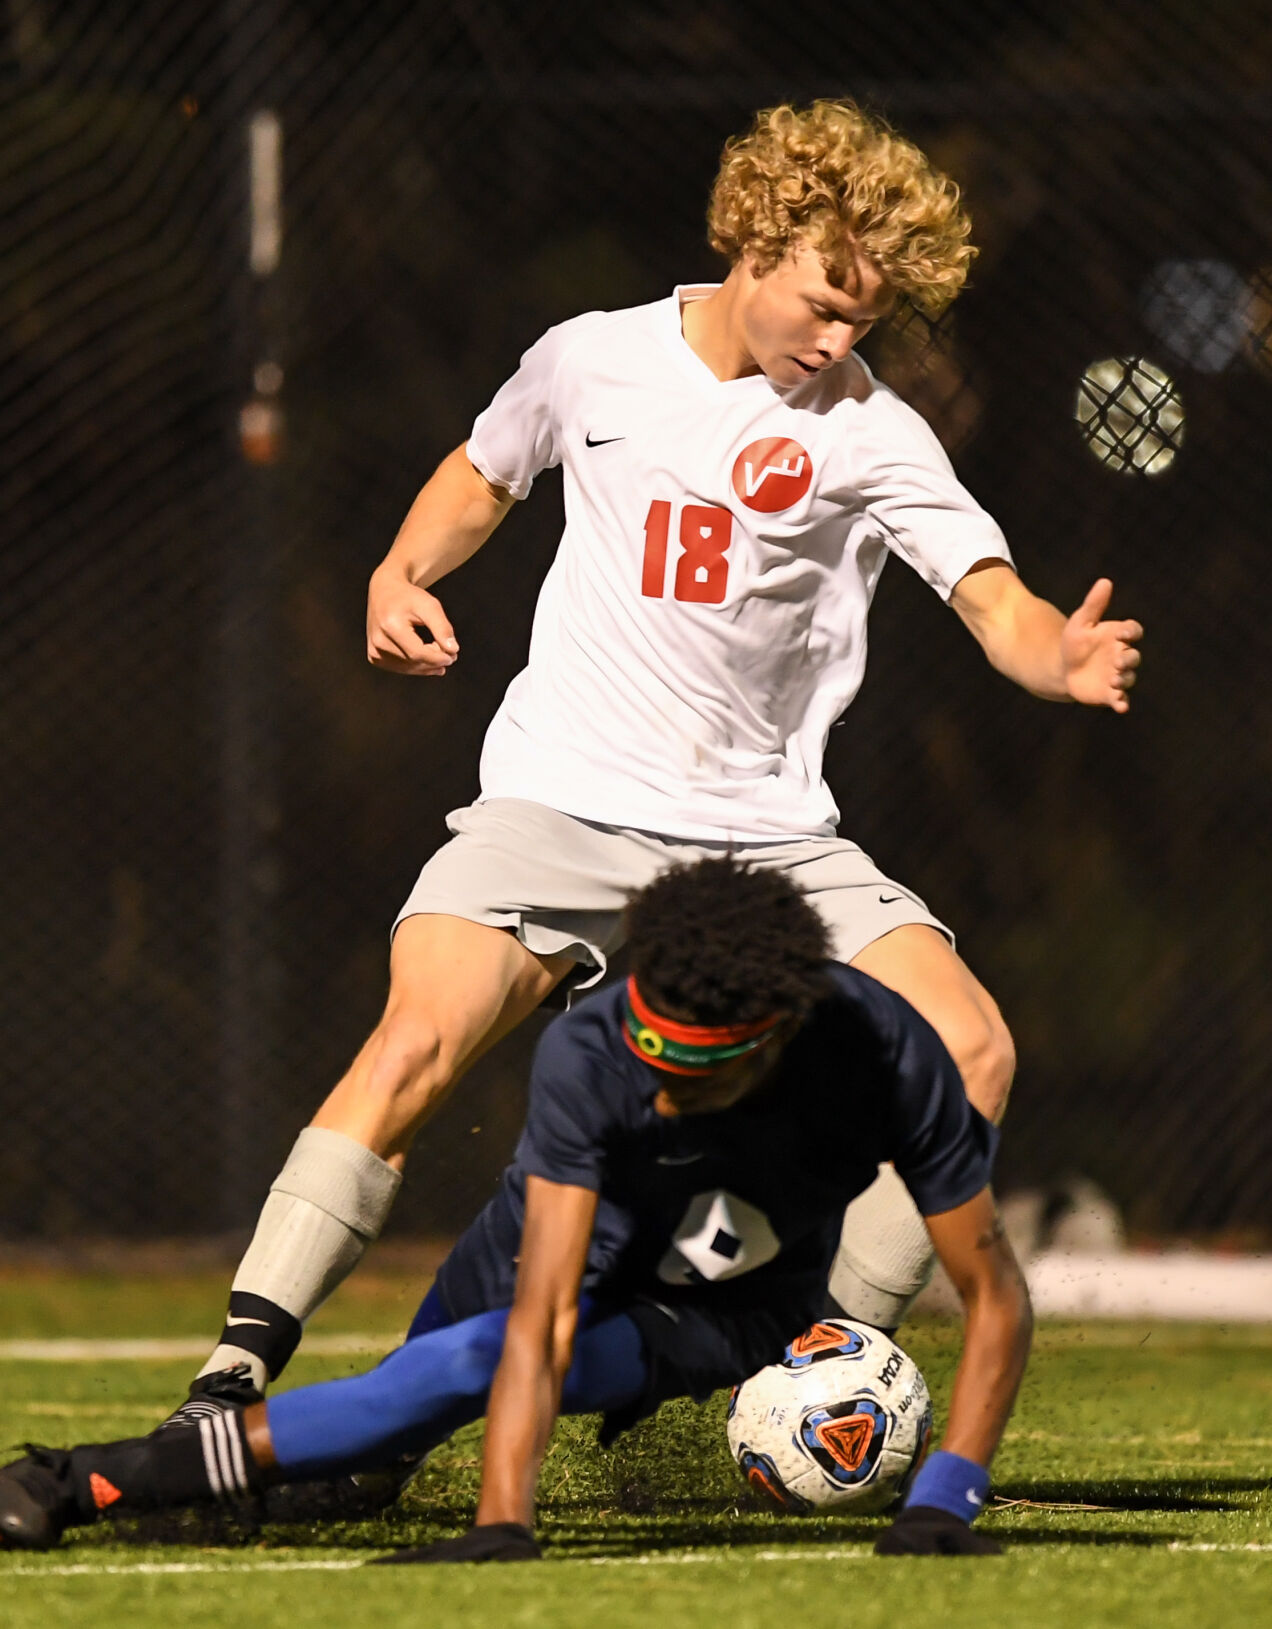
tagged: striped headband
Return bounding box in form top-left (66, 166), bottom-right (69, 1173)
top-left (622, 976), bottom-right (782, 1077)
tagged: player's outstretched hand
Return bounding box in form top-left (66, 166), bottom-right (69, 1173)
top-left (874, 1505), bottom-right (1003, 1556)
top-left (366, 567), bottom-right (459, 677)
top-left (370, 1522), bottom-right (542, 1565)
top-left (1060, 577), bottom-right (1143, 713)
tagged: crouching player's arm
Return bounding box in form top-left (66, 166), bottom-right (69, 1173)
top-left (407, 1174), bottom-right (598, 1563)
top-left (875, 1185), bottom-right (1032, 1557)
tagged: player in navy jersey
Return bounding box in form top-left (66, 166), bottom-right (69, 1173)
top-left (166, 100), bottom-right (1136, 1428)
top-left (1, 859), bottom-right (1031, 1559)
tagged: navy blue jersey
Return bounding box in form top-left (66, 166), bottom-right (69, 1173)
top-left (436, 964), bottom-right (996, 1323)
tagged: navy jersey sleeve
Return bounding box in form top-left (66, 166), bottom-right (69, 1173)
top-left (513, 1011), bottom-right (620, 1191)
top-left (845, 971), bottom-right (998, 1215)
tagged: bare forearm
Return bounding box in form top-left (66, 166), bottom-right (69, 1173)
top-left (941, 1276), bottom-right (1032, 1466)
top-left (953, 562), bottom-right (1143, 710)
top-left (365, 445), bottom-right (512, 674)
top-left (475, 1312), bottom-right (575, 1528)
top-left (377, 444), bottom-right (510, 590)
top-left (973, 592), bottom-right (1070, 700)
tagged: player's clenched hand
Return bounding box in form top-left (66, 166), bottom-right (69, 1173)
top-left (1060, 578), bottom-right (1143, 712)
top-left (370, 1522), bottom-right (541, 1564)
top-left (366, 567), bottom-right (459, 676)
top-left (874, 1506), bottom-right (1002, 1556)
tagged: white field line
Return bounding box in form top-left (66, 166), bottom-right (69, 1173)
top-left (19, 1402), bottom-right (179, 1417)
top-left (0, 1559), bottom-right (366, 1577)
top-left (0, 1335), bottom-right (387, 1361)
top-left (5, 1321), bottom-right (1272, 1364)
top-left (0, 1549), bottom-right (873, 1578)
top-left (4, 1544), bottom-right (1270, 1578)
top-left (1024, 1252), bottom-right (1272, 1323)
top-left (587, 1548), bottom-right (871, 1564)
top-left (1166, 1543), bottom-right (1272, 1553)
top-left (1009, 1430), bottom-right (1272, 1447)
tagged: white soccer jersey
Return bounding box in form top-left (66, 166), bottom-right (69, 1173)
top-left (465, 286), bottom-right (1012, 842)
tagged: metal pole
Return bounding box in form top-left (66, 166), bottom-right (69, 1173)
top-left (219, 0), bottom-right (284, 1229)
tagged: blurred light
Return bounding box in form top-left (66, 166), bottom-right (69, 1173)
top-left (1140, 259), bottom-right (1247, 373)
top-left (248, 109), bottom-right (282, 277)
top-left (1074, 357), bottom-right (1184, 476)
top-left (240, 397), bottom-right (283, 464)
top-left (254, 360), bottom-right (284, 395)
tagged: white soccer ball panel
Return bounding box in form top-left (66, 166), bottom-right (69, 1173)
top-left (726, 1319), bottom-right (932, 1514)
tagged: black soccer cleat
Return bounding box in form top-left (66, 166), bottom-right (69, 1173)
top-left (0, 1446), bottom-right (79, 1550)
top-left (153, 1362), bottom-right (264, 1433)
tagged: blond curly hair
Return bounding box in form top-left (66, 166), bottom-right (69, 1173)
top-left (708, 101), bottom-right (975, 315)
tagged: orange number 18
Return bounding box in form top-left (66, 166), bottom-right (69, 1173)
top-left (641, 500), bottom-right (733, 605)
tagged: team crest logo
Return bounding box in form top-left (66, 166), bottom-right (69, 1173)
top-left (731, 437), bottom-right (813, 512)
top-left (799, 1398), bottom-right (889, 1486)
top-left (781, 1320), bottom-right (868, 1369)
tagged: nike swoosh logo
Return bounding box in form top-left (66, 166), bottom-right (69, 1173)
top-left (966, 1490), bottom-right (984, 1508)
top-left (656, 1152), bottom-right (704, 1166)
top-left (225, 1315), bottom-right (271, 1328)
top-left (878, 894), bottom-right (903, 905)
top-left (585, 432), bottom-right (625, 447)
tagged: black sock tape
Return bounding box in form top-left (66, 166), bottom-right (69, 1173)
top-left (220, 1291), bottom-right (303, 1380)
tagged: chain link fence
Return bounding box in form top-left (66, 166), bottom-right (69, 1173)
top-left (2, 0), bottom-right (1269, 1243)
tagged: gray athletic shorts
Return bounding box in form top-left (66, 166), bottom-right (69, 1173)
top-left (393, 799), bottom-right (951, 994)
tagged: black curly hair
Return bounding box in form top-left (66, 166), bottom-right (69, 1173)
top-left (625, 855), bottom-right (831, 1026)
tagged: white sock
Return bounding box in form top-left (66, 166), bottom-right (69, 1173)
top-left (828, 1164), bottom-right (935, 1330)
top-left (198, 1127), bottom-right (402, 1386)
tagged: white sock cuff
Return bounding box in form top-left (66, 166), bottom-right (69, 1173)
top-left (829, 1164), bottom-right (936, 1327)
top-left (270, 1127), bottom-right (402, 1241)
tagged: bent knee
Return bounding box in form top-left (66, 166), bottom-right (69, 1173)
top-left (946, 1010), bottom-right (1016, 1123)
top-left (435, 1314), bottom-right (507, 1397)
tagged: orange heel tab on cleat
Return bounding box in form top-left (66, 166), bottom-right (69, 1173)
top-left (89, 1472), bottom-right (123, 1510)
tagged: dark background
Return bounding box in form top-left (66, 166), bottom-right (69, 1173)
top-left (2, 0), bottom-right (1269, 1242)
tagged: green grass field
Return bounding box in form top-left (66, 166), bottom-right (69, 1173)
top-left (0, 1267), bottom-right (1268, 1627)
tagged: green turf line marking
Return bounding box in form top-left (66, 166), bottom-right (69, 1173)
top-left (1166, 1543), bottom-right (1272, 1553)
top-left (0, 1561), bottom-right (366, 1576)
top-left (585, 1548), bottom-right (873, 1564)
top-left (4, 1537), bottom-right (1263, 1576)
top-left (0, 1336), bottom-right (386, 1361)
top-left (0, 1549), bottom-right (876, 1577)
top-left (4, 1545), bottom-right (1269, 1577)
top-left (20, 1403), bottom-right (180, 1417)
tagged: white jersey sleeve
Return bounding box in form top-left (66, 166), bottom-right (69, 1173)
top-left (830, 379), bottom-right (1011, 600)
top-left (466, 312), bottom-right (607, 500)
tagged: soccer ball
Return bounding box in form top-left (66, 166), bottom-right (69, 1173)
top-left (726, 1319), bottom-right (932, 1514)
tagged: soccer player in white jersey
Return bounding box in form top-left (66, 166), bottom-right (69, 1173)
top-left (166, 101), bottom-right (1141, 1423)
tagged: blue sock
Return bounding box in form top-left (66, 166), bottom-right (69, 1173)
top-left (904, 1449), bottom-right (990, 1522)
top-left (267, 1300), bottom-right (647, 1479)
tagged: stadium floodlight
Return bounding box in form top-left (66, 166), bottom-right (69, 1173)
top-left (1074, 356), bottom-right (1184, 476)
top-left (1140, 258), bottom-right (1248, 373)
